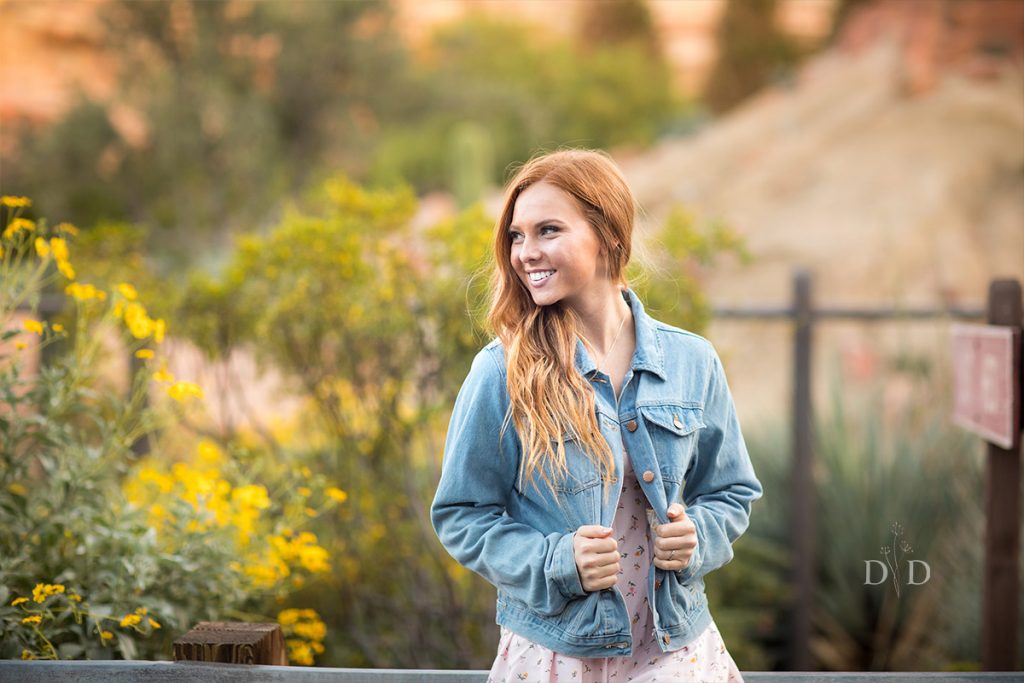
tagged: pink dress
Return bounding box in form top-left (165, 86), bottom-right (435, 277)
top-left (487, 453), bottom-right (745, 683)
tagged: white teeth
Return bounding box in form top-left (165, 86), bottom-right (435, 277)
top-left (529, 270), bottom-right (555, 281)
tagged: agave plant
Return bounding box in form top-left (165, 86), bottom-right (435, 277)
top-left (809, 350), bottom-right (983, 671)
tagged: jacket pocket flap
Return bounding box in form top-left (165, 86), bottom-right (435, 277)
top-left (639, 405), bottom-right (704, 436)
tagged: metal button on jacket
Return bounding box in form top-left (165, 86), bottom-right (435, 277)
top-left (673, 415), bottom-right (684, 430)
top-left (626, 419), bottom-right (638, 432)
top-left (642, 470), bottom-right (655, 483)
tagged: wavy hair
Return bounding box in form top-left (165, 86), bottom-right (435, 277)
top-left (485, 148), bottom-right (637, 506)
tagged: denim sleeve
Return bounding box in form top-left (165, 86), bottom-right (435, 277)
top-left (677, 342), bottom-right (763, 584)
top-left (430, 347), bottom-right (586, 616)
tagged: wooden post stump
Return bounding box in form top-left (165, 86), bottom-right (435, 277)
top-left (173, 621), bottom-right (287, 665)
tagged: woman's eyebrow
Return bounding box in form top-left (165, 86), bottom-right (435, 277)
top-left (508, 218), bottom-right (566, 230)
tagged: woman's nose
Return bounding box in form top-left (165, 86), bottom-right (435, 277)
top-left (519, 235), bottom-right (542, 262)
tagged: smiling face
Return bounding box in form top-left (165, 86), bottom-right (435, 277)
top-left (508, 181), bottom-right (610, 309)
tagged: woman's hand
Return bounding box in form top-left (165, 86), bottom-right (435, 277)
top-left (652, 503), bottom-right (697, 571)
top-left (573, 525), bottom-right (620, 592)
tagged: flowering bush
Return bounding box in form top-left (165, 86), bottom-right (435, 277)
top-left (0, 197), bottom-right (341, 663)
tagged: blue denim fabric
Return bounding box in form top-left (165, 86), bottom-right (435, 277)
top-left (430, 287), bottom-right (763, 656)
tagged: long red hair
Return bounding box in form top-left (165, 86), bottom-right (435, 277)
top-left (485, 147), bottom-right (638, 505)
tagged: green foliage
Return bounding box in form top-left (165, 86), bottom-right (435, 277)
top-left (0, 200), bottom-right (332, 662)
top-left (4, 1), bottom-right (693, 282)
top-left (367, 13), bottom-right (687, 192)
top-left (631, 204), bottom-right (752, 335)
top-left (3, 0), bottom-right (401, 270)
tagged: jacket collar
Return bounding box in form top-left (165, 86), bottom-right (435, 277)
top-left (573, 287), bottom-right (666, 381)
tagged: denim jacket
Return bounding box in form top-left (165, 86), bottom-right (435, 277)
top-left (430, 287), bottom-right (763, 657)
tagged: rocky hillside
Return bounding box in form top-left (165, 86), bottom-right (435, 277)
top-left (612, 0), bottom-right (1023, 425)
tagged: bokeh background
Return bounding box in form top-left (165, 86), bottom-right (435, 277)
top-left (1, 0), bottom-right (1022, 671)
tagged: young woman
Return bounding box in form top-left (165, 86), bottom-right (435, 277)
top-left (431, 148), bottom-right (762, 681)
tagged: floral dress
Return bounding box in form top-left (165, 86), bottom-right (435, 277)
top-left (487, 452), bottom-right (745, 683)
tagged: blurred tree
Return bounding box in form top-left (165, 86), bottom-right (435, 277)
top-left (703, 0), bottom-right (803, 115)
top-left (367, 13), bottom-right (688, 193)
top-left (575, 0), bottom-right (662, 57)
top-left (2, 0), bottom-right (405, 274)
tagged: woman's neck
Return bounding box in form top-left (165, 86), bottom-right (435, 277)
top-left (576, 288), bottom-right (631, 359)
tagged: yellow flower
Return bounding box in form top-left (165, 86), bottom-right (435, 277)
top-left (168, 381), bottom-right (203, 402)
top-left (68, 593), bottom-right (82, 602)
top-left (55, 222), bottom-right (79, 236)
top-left (134, 606), bottom-right (148, 615)
top-left (278, 609), bottom-right (301, 626)
top-left (22, 319), bottom-right (45, 335)
top-left (298, 544), bottom-right (329, 573)
top-left (119, 613), bottom-right (142, 627)
top-left (65, 283), bottom-right (106, 302)
top-left (21, 649), bottom-right (34, 660)
top-left (293, 620), bottom-right (326, 641)
top-left (297, 486), bottom-right (311, 497)
top-left (100, 630), bottom-right (113, 641)
top-left (232, 484), bottom-right (270, 510)
top-left (32, 583), bottom-right (65, 603)
top-left (148, 618), bottom-right (161, 629)
top-left (7, 483), bottom-right (27, 497)
top-left (153, 318), bottom-right (166, 344)
top-left (135, 349), bottom-right (154, 359)
top-left (116, 282), bottom-right (138, 300)
top-left (326, 487), bottom-right (348, 503)
top-left (124, 302), bottom-right (154, 339)
top-left (21, 615), bottom-right (42, 625)
top-left (1, 195), bottom-right (32, 207)
top-left (52, 323), bottom-right (64, 333)
top-left (34, 237), bottom-right (50, 258)
top-left (3, 218), bottom-right (35, 239)
top-left (11, 597), bottom-right (28, 606)
top-left (49, 237), bottom-right (69, 261)
top-left (152, 366), bottom-right (175, 383)
top-left (287, 639), bottom-right (314, 666)
top-left (14, 341), bottom-right (26, 350)
top-left (57, 259), bottom-right (76, 280)
top-left (197, 440), bottom-right (223, 465)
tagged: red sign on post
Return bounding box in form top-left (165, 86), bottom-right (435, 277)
top-left (952, 323), bottom-right (1022, 450)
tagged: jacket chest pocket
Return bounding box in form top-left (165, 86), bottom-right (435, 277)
top-left (548, 434), bottom-right (601, 528)
top-left (511, 433), bottom-right (602, 530)
top-left (637, 404), bottom-right (704, 494)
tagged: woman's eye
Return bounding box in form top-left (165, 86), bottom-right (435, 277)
top-left (509, 226), bottom-right (557, 242)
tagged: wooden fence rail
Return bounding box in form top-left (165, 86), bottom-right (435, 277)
top-left (0, 662), bottom-right (1021, 683)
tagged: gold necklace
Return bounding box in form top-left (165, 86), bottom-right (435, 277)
top-left (588, 305), bottom-right (628, 371)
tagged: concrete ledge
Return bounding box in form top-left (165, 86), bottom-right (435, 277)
top-left (0, 661), bottom-right (1021, 683)
top-left (2, 663), bottom-right (1024, 683)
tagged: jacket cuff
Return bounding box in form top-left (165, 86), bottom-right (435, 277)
top-left (676, 516), bottom-right (703, 584)
top-left (554, 530), bottom-right (587, 598)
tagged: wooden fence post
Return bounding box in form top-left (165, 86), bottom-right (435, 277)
top-left (790, 268), bottom-right (816, 670)
top-left (173, 621), bottom-right (288, 665)
top-left (982, 279), bottom-right (1022, 670)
